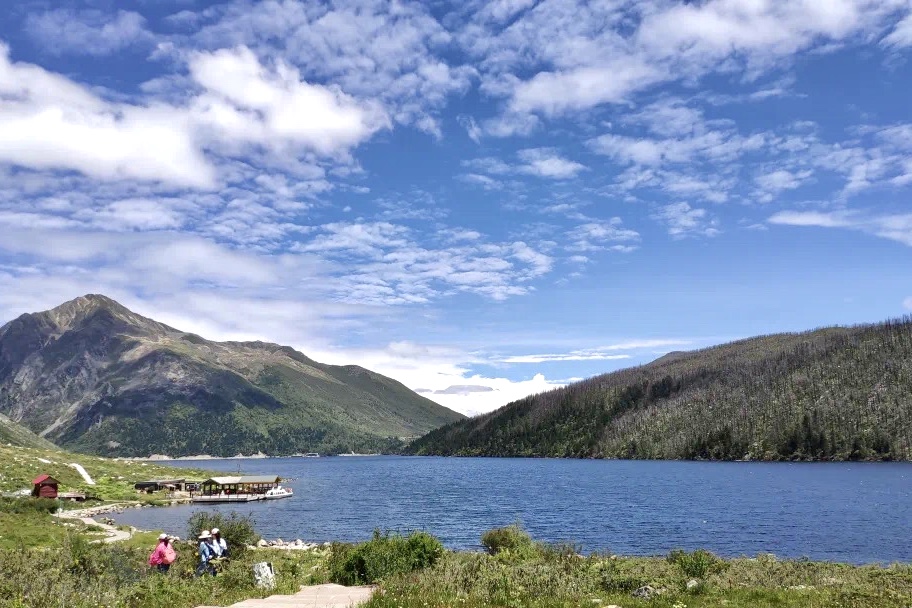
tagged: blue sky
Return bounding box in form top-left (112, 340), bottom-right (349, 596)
top-left (0, 0), bottom-right (911, 415)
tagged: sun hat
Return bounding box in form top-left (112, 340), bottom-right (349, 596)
top-left (158, 533), bottom-right (168, 540)
top-left (211, 528), bottom-right (220, 534)
top-left (199, 530), bottom-right (211, 540)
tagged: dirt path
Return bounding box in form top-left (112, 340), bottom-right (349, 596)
top-left (196, 584), bottom-right (376, 608)
top-left (55, 504), bottom-right (136, 543)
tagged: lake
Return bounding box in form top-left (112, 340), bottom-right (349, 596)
top-left (111, 456), bottom-right (912, 564)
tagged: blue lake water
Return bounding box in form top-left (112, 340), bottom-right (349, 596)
top-left (110, 456), bottom-right (912, 564)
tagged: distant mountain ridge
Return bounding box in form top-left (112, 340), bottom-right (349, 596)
top-left (409, 318), bottom-right (912, 461)
top-left (0, 294), bottom-right (464, 457)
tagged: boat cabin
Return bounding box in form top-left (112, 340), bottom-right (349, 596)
top-left (194, 475), bottom-right (282, 502)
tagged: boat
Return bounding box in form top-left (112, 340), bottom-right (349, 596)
top-left (303, 452), bottom-right (319, 458)
top-left (264, 485), bottom-right (294, 499)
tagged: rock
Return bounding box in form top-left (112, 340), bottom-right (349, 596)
top-left (606, 605), bottom-right (622, 608)
top-left (275, 538), bottom-right (283, 545)
top-left (632, 586), bottom-right (655, 599)
top-left (294, 539), bottom-right (303, 545)
top-left (686, 579), bottom-right (699, 590)
top-left (322, 541), bottom-right (331, 547)
top-left (787, 584), bottom-right (813, 590)
top-left (256, 539), bottom-right (268, 547)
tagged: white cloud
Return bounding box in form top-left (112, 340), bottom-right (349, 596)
top-left (0, 44), bottom-right (214, 188)
top-left (464, 0), bottom-right (911, 124)
top-left (464, 148), bottom-right (586, 181)
top-left (565, 218), bottom-right (640, 252)
top-left (186, 0), bottom-right (473, 131)
top-left (565, 217), bottom-right (640, 253)
top-left (883, 12), bottom-right (912, 47)
top-left (769, 210), bottom-right (912, 246)
top-left (903, 296), bottom-right (912, 311)
top-left (502, 352), bottom-right (631, 363)
top-left (516, 148), bottom-right (586, 179)
top-left (652, 202), bottom-right (721, 238)
top-left (510, 60), bottom-right (665, 116)
top-left (0, 43), bottom-right (389, 189)
top-left (188, 46), bottom-right (389, 157)
top-left (25, 9), bottom-right (152, 56)
top-left (298, 221), bottom-right (554, 304)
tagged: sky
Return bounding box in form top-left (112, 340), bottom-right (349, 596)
top-left (0, 0), bottom-right (911, 416)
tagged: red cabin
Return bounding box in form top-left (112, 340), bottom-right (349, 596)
top-left (31, 474), bottom-right (59, 499)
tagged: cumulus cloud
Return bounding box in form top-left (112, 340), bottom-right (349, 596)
top-left (0, 43), bottom-right (388, 189)
top-left (188, 46), bottom-right (389, 157)
top-left (0, 44), bottom-right (214, 188)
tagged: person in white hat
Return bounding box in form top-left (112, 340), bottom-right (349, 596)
top-left (195, 530), bottom-right (216, 577)
top-left (148, 532), bottom-right (176, 573)
top-left (210, 527), bottom-right (228, 558)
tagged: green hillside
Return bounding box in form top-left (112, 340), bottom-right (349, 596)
top-left (409, 318), bottom-right (912, 461)
top-left (0, 413), bottom-right (56, 450)
top-left (0, 295), bottom-right (463, 457)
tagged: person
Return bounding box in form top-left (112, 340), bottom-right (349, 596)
top-left (195, 530), bottom-right (216, 577)
top-left (211, 527), bottom-right (229, 559)
top-left (148, 533), bottom-right (176, 573)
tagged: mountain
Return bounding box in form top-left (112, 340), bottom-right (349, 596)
top-left (0, 413), bottom-right (56, 450)
top-left (0, 295), bottom-right (463, 457)
top-left (409, 318), bottom-right (912, 461)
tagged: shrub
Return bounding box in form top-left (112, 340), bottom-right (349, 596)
top-left (0, 497), bottom-right (58, 516)
top-left (187, 511), bottom-right (259, 555)
top-left (328, 530), bottom-right (444, 585)
top-left (480, 524), bottom-right (536, 558)
top-left (667, 549), bottom-right (726, 578)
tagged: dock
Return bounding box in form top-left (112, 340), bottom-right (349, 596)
top-left (191, 494), bottom-right (264, 503)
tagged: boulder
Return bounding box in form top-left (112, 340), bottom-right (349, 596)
top-left (632, 586), bottom-right (656, 599)
top-left (686, 579), bottom-right (699, 590)
top-left (256, 539), bottom-right (268, 547)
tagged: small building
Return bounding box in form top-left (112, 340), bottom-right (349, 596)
top-left (133, 479), bottom-right (197, 493)
top-left (32, 474), bottom-right (59, 499)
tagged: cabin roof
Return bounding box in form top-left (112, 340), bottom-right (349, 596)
top-left (32, 474), bottom-right (59, 485)
top-left (203, 475), bottom-right (281, 485)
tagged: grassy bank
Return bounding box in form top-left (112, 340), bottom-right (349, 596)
top-left (0, 444), bottom-right (216, 502)
top-left (0, 515), bottom-right (909, 607)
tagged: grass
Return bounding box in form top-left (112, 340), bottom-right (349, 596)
top-left (366, 550), bottom-right (912, 608)
top-left (0, 444), bottom-right (217, 501)
top-left (0, 535), bottom-right (331, 608)
top-left (1, 506), bottom-right (909, 608)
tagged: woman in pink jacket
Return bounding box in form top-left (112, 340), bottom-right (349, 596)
top-left (148, 533), bottom-right (177, 573)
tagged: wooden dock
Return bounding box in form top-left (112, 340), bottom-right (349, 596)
top-left (191, 494), bottom-right (264, 503)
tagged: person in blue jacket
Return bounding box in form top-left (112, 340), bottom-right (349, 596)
top-left (195, 530), bottom-right (216, 577)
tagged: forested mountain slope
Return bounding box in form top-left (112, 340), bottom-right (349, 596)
top-left (0, 295), bottom-right (463, 457)
top-left (409, 318), bottom-right (912, 461)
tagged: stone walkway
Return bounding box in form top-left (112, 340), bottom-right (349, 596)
top-left (196, 583), bottom-right (376, 608)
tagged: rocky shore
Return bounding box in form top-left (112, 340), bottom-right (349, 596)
top-left (253, 538), bottom-right (332, 551)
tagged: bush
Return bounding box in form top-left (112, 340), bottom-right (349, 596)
top-left (480, 524), bottom-right (536, 558)
top-left (667, 549), bottom-right (726, 578)
top-left (187, 511), bottom-right (259, 556)
top-left (328, 530), bottom-right (444, 585)
top-left (0, 497), bottom-right (58, 516)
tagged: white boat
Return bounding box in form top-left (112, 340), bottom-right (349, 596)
top-left (264, 485), bottom-right (294, 499)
